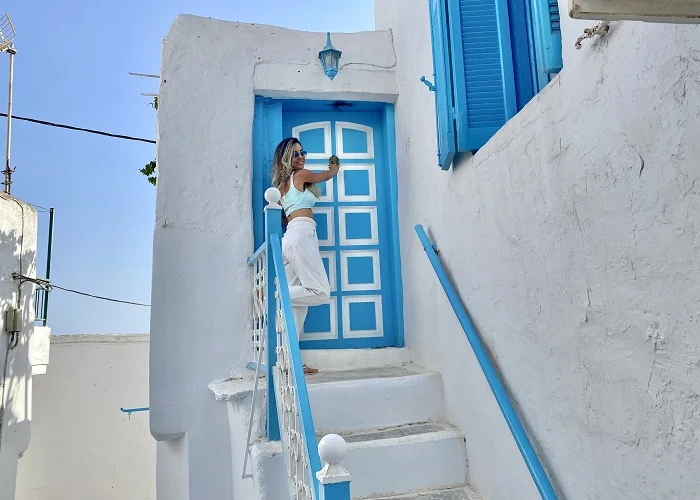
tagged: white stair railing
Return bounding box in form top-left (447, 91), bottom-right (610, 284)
top-left (244, 187), bottom-right (351, 500)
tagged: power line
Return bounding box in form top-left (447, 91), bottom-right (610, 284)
top-left (0, 112), bottom-right (156, 144)
top-left (14, 274), bottom-right (150, 307)
top-left (27, 202), bottom-right (51, 212)
top-left (49, 283), bottom-right (151, 307)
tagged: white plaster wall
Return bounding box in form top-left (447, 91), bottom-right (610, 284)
top-left (376, 1), bottom-right (700, 499)
top-left (15, 334), bottom-right (155, 500)
top-left (152, 15), bottom-right (397, 499)
top-left (0, 194), bottom-right (37, 500)
top-left (28, 326), bottom-right (50, 376)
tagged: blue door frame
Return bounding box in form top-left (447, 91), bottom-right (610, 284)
top-left (252, 98), bottom-right (404, 349)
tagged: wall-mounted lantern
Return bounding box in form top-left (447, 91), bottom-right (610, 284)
top-left (319, 32), bottom-right (341, 81)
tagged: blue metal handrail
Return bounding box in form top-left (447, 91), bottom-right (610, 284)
top-left (270, 234), bottom-right (323, 497)
top-left (120, 407), bottom-right (149, 416)
top-left (247, 241), bottom-right (267, 265)
top-left (34, 287), bottom-right (48, 323)
top-left (414, 224), bottom-right (558, 500)
top-left (34, 207), bottom-right (54, 326)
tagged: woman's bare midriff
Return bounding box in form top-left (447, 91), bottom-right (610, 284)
top-left (287, 208), bottom-right (314, 221)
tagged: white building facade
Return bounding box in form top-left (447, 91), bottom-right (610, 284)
top-left (0, 195), bottom-right (50, 500)
top-left (151, 1), bottom-right (700, 499)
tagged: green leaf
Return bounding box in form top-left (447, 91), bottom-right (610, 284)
top-left (140, 159), bottom-right (157, 186)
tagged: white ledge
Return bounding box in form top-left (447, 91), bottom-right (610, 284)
top-left (208, 372), bottom-right (265, 402)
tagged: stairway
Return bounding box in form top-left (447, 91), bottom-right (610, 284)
top-left (249, 350), bottom-right (483, 500)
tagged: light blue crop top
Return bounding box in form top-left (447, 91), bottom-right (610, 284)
top-left (281, 172), bottom-right (317, 216)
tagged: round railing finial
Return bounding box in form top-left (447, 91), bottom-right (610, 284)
top-left (318, 434), bottom-right (347, 466)
top-left (264, 187), bottom-right (281, 205)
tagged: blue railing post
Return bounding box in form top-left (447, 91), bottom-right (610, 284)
top-left (316, 434), bottom-right (351, 500)
top-left (264, 190), bottom-right (283, 441)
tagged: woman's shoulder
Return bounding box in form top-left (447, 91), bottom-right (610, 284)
top-left (291, 169), bottom-right (309, 190)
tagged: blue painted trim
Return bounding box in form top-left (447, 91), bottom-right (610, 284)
top-left (414, 224), bottom-right (558, 500)
top-left (445, 0), bottom-right (469, 152)
top-left (265, 209), bottom-right (282, 441)
top-left (282, 99), bottom-right (386, 112)
top-left (120, 407), bottom-right (149, 414)
top-left (383, 104), bottom-right (404, 348)
top-left (531, 0), bottom-right (563, 74)
top-left (300, 337), bottom-right (395, 350)
top-left (494, 0), bottom-right (519, 120)
top-left (246, 361), bottom-right (268, 372)
top-left (508, 0), bottom-right (538, 110)
top-left (252, 97), bottom-right (283, 249)
top-left (253, 97), bottom-right (265, 248)
top-left (270, 234), bottom-right (323, 498)
top-left (319, 481), bottom-right (351, 500)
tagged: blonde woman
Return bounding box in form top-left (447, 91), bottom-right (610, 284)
top-left (272, 137), bottom-right (340, 373)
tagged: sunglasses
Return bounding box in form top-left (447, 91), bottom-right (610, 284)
top-left (293, 150), bottom-right (308, 158)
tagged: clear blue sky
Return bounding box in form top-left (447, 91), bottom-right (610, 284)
top-left (4, 0), bottom-right (375, 334)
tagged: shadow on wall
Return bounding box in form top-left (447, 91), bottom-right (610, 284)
top-left (0, 219), bottom-right (36, 465)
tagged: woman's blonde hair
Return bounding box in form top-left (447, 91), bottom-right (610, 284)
top-left (271, 137), bottom-right (319, 197)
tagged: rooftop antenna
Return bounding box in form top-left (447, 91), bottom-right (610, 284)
top-left (129, 72), bottom-right (159, 107)
top-left (128, 72), bottom-right (160, 79)
top-left (1, 14), bottom-right (16, 195)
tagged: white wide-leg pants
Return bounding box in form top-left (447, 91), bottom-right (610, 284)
top-left (281, 217), bottom-right (331, 335)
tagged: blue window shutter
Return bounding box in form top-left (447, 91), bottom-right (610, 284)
top-left (532, 0), bottom-right (563, 74)
top-left (508, 0), bottom-right (538, 109)
top-left (446, 0), bottom-right (519, 151)
top-left (429, 0), bottom-right (457, 170)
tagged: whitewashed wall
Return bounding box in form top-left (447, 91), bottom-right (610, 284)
top-left (152, 15), bottom-right (397, 499)
top-left (15, 334), bottom-right (155, 500)
top-left (0, 195), bottom-right (37, 500)
top-left (376, 1), bottom-right (700, 499)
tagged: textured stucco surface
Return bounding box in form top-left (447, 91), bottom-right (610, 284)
top-left (152, 15), bottom-right (397, 499)
top-left (377, 1), bottom-right (700, 499)
top-left (0, 195), bottom-right (37, 500)
top-left (28, 326), bottom-right (50, 376)
top-left (15, 334), bottom-right (155, 500)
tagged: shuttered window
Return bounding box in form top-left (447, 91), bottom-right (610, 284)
top-left (428, 0), bottom-right (562, 169)
top-left (533, 0), bottom-right (563, 74)
top-left (429, 0), bottom-right (457, 170)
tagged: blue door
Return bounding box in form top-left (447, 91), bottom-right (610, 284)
top-left (253, 99), bottom-right (403, 349)
top-left (282, 110), bottom-right (398, 349)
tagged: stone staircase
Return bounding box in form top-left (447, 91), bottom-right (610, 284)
top-left (248, 349), bottom-right (483, 500)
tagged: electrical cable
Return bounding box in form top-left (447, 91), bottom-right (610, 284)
top-left (0, 112), bottom-right (156, 144)
top-left (14, 274), bottom-right (150, 307)
top-left (26, 202), bottom-right (51, 212)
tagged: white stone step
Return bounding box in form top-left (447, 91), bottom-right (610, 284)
top-left (306, 365), bottom-right (445, 435)
top-left (339, 422), bottom-right (468, 499)
top-left (250, 422), bottom-right (468, 500)
top-left (301, 347), bottom-right (410, 372)
top-left (363, 486), bottom-right (482, 500)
